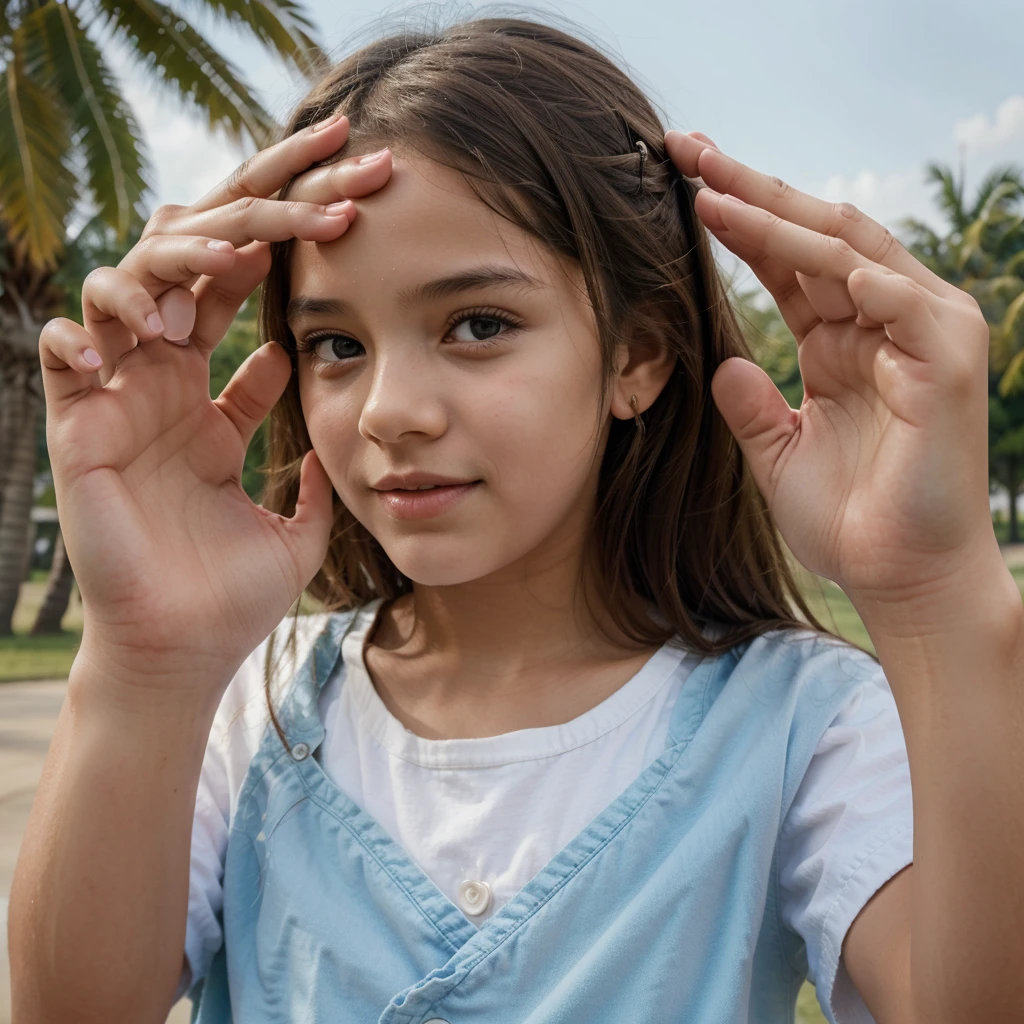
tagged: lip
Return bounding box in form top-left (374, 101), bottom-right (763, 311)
top-left (373, 471), bottom-right (477, 490)
top-left (375, 481), bottom-right (482, 520)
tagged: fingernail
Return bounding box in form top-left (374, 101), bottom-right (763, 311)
top-left (719, 194), bottom-right (746, 208)
top-left (207, 239), bottom-right (234, 253)
top-left (310, 111), bottom-right (345, 133)
top-left (358, 148), bottom-right (389, 164)
top-left (146, 312), bottom-right (164, 334)
top-left (324, 201), bottom-right (352, 216)
top-left (82, 348), bottom-right (102, 368)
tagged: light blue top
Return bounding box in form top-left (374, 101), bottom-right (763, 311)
top-left (187, 609), bottom-right (895, 1023)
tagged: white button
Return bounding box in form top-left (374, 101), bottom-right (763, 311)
top-left (456, 878), bottom-right (492, 916)
top-left (291, 741), bottom-right (310, 760)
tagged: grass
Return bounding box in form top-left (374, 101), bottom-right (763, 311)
top-left (6, 560), bottom-right (1024, 1022)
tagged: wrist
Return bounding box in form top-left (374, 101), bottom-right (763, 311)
top-left (69, 635), bottom-right (235, 723)
top-left (847, 534), bottom-right (1018, 638)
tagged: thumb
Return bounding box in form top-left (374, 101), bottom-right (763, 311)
top-left (710, 357), bottom-right (799, 505)
top-left (281, 447), bottom-right (336, 587)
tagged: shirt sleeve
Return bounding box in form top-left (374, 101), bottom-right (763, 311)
top-left (777, 661), bottom-right (914, 1024)
top-left (171, 613), bottom-right (333, 1003)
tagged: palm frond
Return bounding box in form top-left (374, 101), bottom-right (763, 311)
top-left (1004, 250), bottom-right (1024, 278)
top-left (923, 161), bottom-right (967, 232)
top-left (997, 345), bottom-right (1024, 398)
top-left (31, 2), bottom-right (150, 238)
top-left (174, 0), bottom-right (328, 77)
top-left (92, 0), bottom-right (278, 146)
top-left (970, 164), bottom-right (1024, 221)
top-left (0, 39), bottom-right (76, 269)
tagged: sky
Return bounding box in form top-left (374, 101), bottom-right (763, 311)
top-left (111, 0), bottom-right (1024, 295)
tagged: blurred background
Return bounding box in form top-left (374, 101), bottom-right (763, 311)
top-left (1, 2), bottom-right (1023, 1022)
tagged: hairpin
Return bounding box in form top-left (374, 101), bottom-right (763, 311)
top-left (635, 140), bottom-right (648, 193)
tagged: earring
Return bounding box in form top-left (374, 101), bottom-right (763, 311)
top-left (630, 394), bottom-right (642, 426)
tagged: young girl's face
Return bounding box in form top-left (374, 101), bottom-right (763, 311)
top-left (288, 151), bottom-right (620, 587)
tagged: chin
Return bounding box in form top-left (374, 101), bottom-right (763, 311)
top-left (377, 534), bottom-right (522, 588)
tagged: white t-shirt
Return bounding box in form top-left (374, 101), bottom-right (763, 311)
top-left (176, 605), bottom-right (914, 1024)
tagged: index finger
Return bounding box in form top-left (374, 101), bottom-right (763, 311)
top-left (665, 131), bottom-right (961, 302)
top-left (191, 112), bottom-right (350, 213)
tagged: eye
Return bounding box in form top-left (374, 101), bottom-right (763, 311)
top-left (295, 333), bottom-right (363, 364)
top-left (294, 306), bottom-right (525, 367)
top-left (445, 308), bottom-right (524, 346)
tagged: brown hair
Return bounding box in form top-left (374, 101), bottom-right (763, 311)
top-left (256, 8), bottom-right (874, 745)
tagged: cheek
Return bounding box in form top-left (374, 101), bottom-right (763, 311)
top-left (298, 376), bottom-right (360, 478)
top-left (478, 360), bottom-right (602, 496)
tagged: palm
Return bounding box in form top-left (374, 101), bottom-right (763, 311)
top-left (57, 344), bottom-right (309, 669)
top-left (768, 318), bottom-right (942, 592)
top-left (0, 0), bottom-right (324, 633)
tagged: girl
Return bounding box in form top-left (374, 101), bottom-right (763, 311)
top-left (10, 12), bottom-right (1022, 1024)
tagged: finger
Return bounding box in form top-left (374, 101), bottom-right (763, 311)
top-left (278, 447), bottom-right (334, 590)
top-left (191, 112), bottom-right (351, 212)
top-left (688, 131), bottom-right (720, 151)
top-left (191, 242), bottom-right (272, 355)
top-left (685, 142), bottom-right (960, 301)
top-left (153, 196), bottom-right (355, 248)
top-left (155, 287), bottom-right (197, 347)
top-left (81, 267), bottom-right (169, 382)
top-left (709, 356), bottom-right (798, 509)
top-left (846, 267), bottom-right (941, 363)
top-left (213, 340), bottom-right (292, 450)
top-left (82, 266), bottom-right (167, 345)
top-left (39, 317), bottom-right (105, 407)
top-left (698, 190), bottom-right (821, 340)
top-left (118, 234), bottom-right (238, 295)
top-left (282, 147), bottom-right (393, 205)
top-left (711, 193), bottom-right (948, 326)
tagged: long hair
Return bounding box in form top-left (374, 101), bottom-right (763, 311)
top-left (256, 8), bottom-right (872, 746)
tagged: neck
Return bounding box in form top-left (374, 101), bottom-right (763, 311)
top-left (364, 540), bottom-right (661, 737)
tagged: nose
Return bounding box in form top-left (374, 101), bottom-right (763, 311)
top-left (358, 349), bottom-right (448, 444)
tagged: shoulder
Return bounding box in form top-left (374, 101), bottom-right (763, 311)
top-left (207, 608), bottom-right (360, 765)
top-left (724, 624), bottom-right (884, 707)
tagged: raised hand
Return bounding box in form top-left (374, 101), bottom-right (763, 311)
top-left (665, 130), bottom-right (993, 607)
top-left (40, 114), bottom-right (392, 694)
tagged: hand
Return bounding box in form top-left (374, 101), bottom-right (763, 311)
top-left (39, 114), bottom-right (393, 693)
top-left (665, 130), bottom-right (994, 606)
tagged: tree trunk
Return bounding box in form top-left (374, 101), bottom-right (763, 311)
top-left (31, 526), bottom-right (76, 634)
top-left (1008, 455), bottom-right (1020, 545)
top-left (0, 358), bottom-right (42, 635)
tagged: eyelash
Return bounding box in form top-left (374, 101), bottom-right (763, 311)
top-left (294, 306), bottom-right (526, 367)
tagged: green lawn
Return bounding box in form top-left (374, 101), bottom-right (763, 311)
top-left (5, 560), bottom-right (1024, 1023)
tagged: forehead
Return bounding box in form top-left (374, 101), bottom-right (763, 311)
top-left (286, 151), bottom-right (581, 302)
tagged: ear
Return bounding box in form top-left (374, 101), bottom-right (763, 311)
top-left (610, 307), bottom-right (676, 420)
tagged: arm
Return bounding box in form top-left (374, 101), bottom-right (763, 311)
top-left (665, 129), bottom-right (1024, 1023)
top-left (7, 647), bottom-right (227, 1024)
top-left (844, 546), bottom-right (1024, 1024)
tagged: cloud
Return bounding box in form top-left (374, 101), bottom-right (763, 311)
top-left (954, 95), bottom-right (1024, 153)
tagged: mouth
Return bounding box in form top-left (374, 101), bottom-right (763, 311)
top-left (375, 480), bottom-right (484, 521)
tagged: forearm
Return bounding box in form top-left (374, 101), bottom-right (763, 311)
top-left (8, 648), bottom-right (226, 1024)
top-left (853, 548), bottom-right (1024, 1024)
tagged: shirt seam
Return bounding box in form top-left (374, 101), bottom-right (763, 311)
top-left (292, 757), bottom-right (469, 957)
top-left (818, 821), bottom-right (914, 971)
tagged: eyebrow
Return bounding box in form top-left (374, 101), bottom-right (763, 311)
top-left (286, 264), bottom-right (545, 325)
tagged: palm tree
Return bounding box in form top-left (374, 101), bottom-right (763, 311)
top-left (0, 0), bottom-right (326, 635)
top-left (899, 160), bottom-right (1024, 395)
top-left (898, 159), bottom-right (1024, 541)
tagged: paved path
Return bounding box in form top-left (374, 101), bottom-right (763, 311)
top-left (0, 680), bottom-right (190, 1023)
